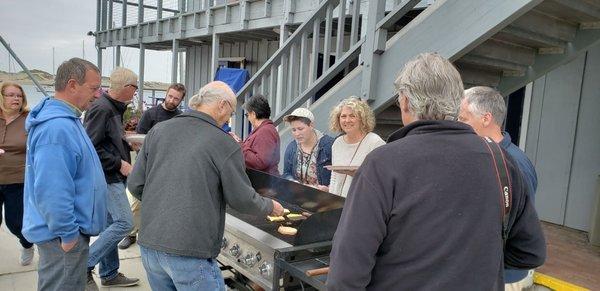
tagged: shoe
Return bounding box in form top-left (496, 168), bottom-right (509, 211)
top-left (20, 247), bottom-right (34, 266)
top-left (86, 272), bottom-right (99, 291)
top-left (101, 272), bottom-right (140, 287)
top-left (118, 235), bottom-right (136, 250)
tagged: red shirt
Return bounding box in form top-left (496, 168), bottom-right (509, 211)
top-left (241, 119), bottom-right (280, 175)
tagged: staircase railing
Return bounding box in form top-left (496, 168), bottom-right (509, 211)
top-left (233, 0), bottom-right (363, 134)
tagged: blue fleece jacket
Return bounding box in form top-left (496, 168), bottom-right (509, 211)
top-left (22, 97), bottom-right (107, 244)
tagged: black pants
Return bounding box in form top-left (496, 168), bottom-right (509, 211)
top-left (0, 183), bottom-right (33, 248)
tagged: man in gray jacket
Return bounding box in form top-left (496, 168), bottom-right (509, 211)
top-left (128, 81), bottom-right (284, 290)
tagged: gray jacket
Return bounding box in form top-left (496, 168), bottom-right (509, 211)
top-left (128, 110), bottom-right (273, 258)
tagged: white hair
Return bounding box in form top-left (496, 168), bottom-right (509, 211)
top-left (188, 81), bottom-right (235, 108)
top-left (463, 86), bottom-right (507, 126)
top-left (394, 53), bottom-right (464, 121)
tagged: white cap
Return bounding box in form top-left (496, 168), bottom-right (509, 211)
top-left (284, 108), bottom-right (314, 123)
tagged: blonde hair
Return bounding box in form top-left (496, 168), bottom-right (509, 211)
top-left (109, 67), bottom-right (138, 92)
top-left (0, 82), bottom-right (29, 113)
top-left (329, 96), bottom-right (376, 134)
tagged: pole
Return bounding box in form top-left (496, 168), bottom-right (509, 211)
top-left (52, 47), bottom-right (55, 74)
top-left (0, 35), bottom-right (49, 96)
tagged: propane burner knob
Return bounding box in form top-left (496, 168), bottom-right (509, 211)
top-left (255, 252), bottom-right (262, 262)
top-left (259, 262), bottom-right (272, 277)
top-left (243, 253), bottom-right (256, 267)
top-left (221, 238), bottom-right (228, 250)
top-left (229, 244), bottom-right (241, 257)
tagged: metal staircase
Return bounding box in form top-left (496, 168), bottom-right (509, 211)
top-left (233, 0), bottom-right (600, 142)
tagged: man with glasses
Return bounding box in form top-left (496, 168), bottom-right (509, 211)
top-left (118, 83), bottom-right (187, 250)
top-left (83, 67), bottom-right (140, 290)
top-left (128, 81), bottom-right (284, 290)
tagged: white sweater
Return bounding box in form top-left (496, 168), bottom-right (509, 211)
top-left (329, 132), bottom-right (386, 197)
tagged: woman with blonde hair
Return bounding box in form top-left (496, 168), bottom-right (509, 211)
top-left (0, 81), bottom-right (34, 265)
top-left (328, 97), bottom-right (385, 197)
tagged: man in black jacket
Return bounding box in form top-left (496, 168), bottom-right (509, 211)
top-left (118, 83), bottom-right (186, 250)
top-left (327, 53), bottom-right (546, 290)
top-left (83, 67), bottom-right (139, 289)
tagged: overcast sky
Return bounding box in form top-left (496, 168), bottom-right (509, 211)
top-left (0, 0), bottom-right (173, 82)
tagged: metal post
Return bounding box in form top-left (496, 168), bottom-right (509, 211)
top-left (360, 0), bottom-right (385, 101)
top-left (97, 47), bottom-right (103, 77)
top-left (96, 0), bottom-right (102, 32)
top-left (115, 45), bottom-right (121, 67)
top-left (157, 0), bottom-right (163, 19)
top-left (108, 0), bottom-right (113, 29)
top-left (101, 0), bottom-right (108, 30)
top-left (211, 33), bottom-right (220, 81)
top-left (178, 0), bottom-right (185, 13)
top-left (138, 43), bottom-right (145, 112)
top-left (122, 0), bottom-right (127, 25)
top-left (138, 0), bottom-right (144, 24)
top-left (172, 39), bottom-right (179, 83)
top-left (0, 36), bottom-right (49, 96)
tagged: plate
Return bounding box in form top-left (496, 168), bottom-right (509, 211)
top-left (324, 165), bottom-right (359, 171)
top-left (125, 134), bottom-right (146, 144)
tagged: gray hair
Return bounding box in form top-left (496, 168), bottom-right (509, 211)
top-left (188, 81), bottom-right (235, 108)
top-left (109, 67), bottom-right (138, 91)
top-left (463, 86), bottom-right (506, 126)
top-left (394, 53), bottom-right (464, 121)
top-left (55, 58), bottom-right (100, 92)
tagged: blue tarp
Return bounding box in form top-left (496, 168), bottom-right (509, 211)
top-left (214, 67), bottom-right (249, 93)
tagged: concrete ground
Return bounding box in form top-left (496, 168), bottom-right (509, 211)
top-left (0, 225), bottom-right (150, 291)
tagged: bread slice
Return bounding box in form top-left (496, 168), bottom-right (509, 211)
top-left (267, 216), bottom-right (285, 222)
top-left (278, 226), bottom-right (298, 235)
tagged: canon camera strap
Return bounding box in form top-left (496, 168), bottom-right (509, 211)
top-left (481, 136), bottom-right (512, 245)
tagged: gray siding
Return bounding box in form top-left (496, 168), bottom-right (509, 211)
top-left (526, 43), bottom-right (600, 231)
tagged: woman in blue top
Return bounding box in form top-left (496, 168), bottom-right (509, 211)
top-left (282, 108), bottom-right (334, 191)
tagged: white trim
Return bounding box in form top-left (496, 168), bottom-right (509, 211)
top-left (519, 82), bottom-right (533, 151)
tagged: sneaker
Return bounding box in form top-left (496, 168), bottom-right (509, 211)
top-left (20, 247), bottom-right (34, 266)
top-left (118, 235), bottom-right (137, 250)
top-left (101, 273), bottom-right (140, 287)
top-left (86, 272), bottom-right (99, 291)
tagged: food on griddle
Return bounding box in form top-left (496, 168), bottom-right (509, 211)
top-left (302, 212), bottom-right (312, 217)
top-left (278, 225), bottom-right (298, 235)
top-left (283, 208), bottom-right (290, 215)
top-left (286, 213), bottom-right (305, 221)
top-left (267, 216), bottom-right (285, 222)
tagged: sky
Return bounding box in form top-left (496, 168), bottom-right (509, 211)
top-left (0, 0), bottom-right (174, 82)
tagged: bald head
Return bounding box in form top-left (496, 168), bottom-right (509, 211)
top-left (189, 81), bottom-right (237, 126)
top-left (188, 81), bottom-right (236, 109)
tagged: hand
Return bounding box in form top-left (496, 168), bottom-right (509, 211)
top-left (120, 160), bottom-right (133, 176)
top-left (129, 142), bottom-right (142, 152)
top-left (61, 237), bottom-right (78, 252)
top-left (229, 132), bottom-right (242, 143)
top-left (0, 148), bottom-right (4, 156)
top-left (270, 200), bottom-right (285, 216)
top-left (335, 169), bottom-right (357, 177)
top-left (316, 185), bottom-right (330, 192)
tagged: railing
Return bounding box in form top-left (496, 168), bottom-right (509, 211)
top-left (234, 0), bottom-right (364, 133)
top-left (233, 0), bottom-right (424, 134)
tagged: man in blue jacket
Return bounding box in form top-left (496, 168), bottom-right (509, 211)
top-left (459, 86), bottom-right (540, 291)
top-left (22, 58), bottom-right (107, 291)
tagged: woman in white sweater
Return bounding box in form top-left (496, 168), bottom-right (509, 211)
top-left (327, 97), bottom-right (385, 197)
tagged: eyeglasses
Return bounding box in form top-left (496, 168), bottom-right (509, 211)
top-left (4, 93), bottom-right (24, 99)
top-left (125, 84), bottom-right (139, 90)
top-left (224, 100), bottom-right (235, 116)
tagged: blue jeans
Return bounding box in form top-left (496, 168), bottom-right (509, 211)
top-left (140, 246), bottom-right (226, 291)
top-left (0, 183), bottom-right (33, 248)
top-left (88, 182), bottom-right (133, 280)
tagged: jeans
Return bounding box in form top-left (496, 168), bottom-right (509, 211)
top-left (87, 182), bottom-right (133, 280)
top-left (37, 234), bottom-right (90, 291)
top-left (140, 246), bottom-right (226, 291)
top-left (0, 183), bottom-right (33, 249)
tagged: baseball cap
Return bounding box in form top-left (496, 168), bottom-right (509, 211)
top-left (284, 108), bottom-right (314, 123)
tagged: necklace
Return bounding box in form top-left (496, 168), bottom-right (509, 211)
top-left (298, 131), bottom-right (318, 184)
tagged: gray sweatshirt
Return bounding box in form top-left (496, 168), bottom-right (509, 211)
top-left (128, 110), bottom-right (273, 258)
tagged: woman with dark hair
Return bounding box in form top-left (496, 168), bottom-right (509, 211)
top-left (231, 95), bottom-right (280, 175)
top-left (282, 108), bottom-right (334, 191)
top-left (0, 82), bottom-right (34, 265)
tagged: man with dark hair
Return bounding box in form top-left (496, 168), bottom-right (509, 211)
top-left (118, 83), bottom-right (186, 250)
top-left (135, 83), bottom-right (186, 134)
top-left (459, 86), bottom-right (539, 291)
top-left (83, 67), bottom-right (140, 289)
top-left (23, 58), bottom-right (107, 291)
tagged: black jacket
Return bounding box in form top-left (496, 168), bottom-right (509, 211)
top-left (327, 120), bottom-right (545, 291)
top-left (84, 93), bottom-right (131, 184)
